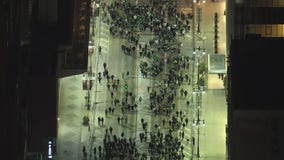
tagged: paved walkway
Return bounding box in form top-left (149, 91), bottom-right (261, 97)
top-left (55, 0), bottom-right (227, 160)
top-left (196, 0), bottom-right (227, 159)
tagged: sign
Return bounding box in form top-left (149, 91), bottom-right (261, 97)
top-left (48, 141), bottom-right (53, 159)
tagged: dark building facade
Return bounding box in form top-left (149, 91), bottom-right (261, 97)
top-left (26, 0), bottom-right (58, 158)
top-left (60, 0), bottom-right (91, 71)
top-left (1, 0), bottom-right (31, 159)
top-left (226, 0), bottom-right (284, 160)
top-left (2, 0), bottom-right (90, 159)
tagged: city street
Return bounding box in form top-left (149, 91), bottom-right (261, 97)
top-left (55, 0), bottom-right (227, 159)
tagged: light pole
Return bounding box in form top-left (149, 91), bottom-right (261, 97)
top-left (193, 46), bottom-right (206, 89)
top-left (192, 88), bottom-right (205, 158)
top-left (192, 110), bottom-right (205, 158)
top-left (82, 72), bottom-right (95, 110)
top-left (192, 1), bottom-right (206, 158)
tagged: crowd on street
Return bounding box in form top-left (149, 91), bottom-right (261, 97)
top-left (89, 0), bottom-right (195, 159)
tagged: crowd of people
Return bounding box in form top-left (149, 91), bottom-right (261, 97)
top-left (88, 0), bottom-right (195, 159)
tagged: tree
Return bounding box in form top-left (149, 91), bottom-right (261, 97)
top-left (198, 75), bottom-right (205, 87)
top-left (198, 62), bottom-right (207, 75)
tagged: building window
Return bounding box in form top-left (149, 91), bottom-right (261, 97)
top-left (265, 25), bottom-right (272, 35)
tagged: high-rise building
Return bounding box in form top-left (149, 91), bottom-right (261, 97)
top-left (226, 0), bottom-right (284, 160)
top-left (59, 0), bottom-right (90, 73)
top-left (1, 0), bottom-right (32, 159)
top-left (1, 0), bottom-right (90, 159)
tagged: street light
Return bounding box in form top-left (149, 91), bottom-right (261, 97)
top-left (193, 47), bottom-right (206, 55)
top-left (192, 109), bottom-right (205, 158)
top-left (193, 0), bottom-right (206, 3)
top-left (193, 48), bottom-right (206, 88)
top-left (192, 86), bottom-right (205, 158)
top-left (82, 72), bottom-right (96, 110)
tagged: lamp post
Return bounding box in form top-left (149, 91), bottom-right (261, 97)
top-left (192, 88), bottom-right (205, 158)
top-left (192, 1), bottom-right (207, 158)
top-left (192, 45), bottom-right (206, 159)
top-left (82, 72), bottom-right (95, 110)
top-left (192, 110), bottom-right (205, 158)
top-left (193, 46), bottom-right (206, 89)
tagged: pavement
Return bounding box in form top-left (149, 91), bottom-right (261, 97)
top-left (55, 0), bottom-right (227, 160)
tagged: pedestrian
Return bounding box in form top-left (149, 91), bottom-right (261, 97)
top-left (180, 88), bottom-right (184, 96)
top-left (117, 117), bottom-right (120, 124)
top-left (101, 117), bottom-right (104, 125)
top-left (186, 100), bottom-right (190, 106)
top-left (106, 75), bottom-right (111, 83)
top-left (112, 83), bottom-right (115, 90)
top-left (125, 116), bottom-right (128, 124)
top-left (108, 106), bottom-right (111, 113)
top-left (139, 96), bottom-right (142, 103)
top-left (98, 117), bottom-right (100, 125)
top-left (93, 147), bottom-right (96, 155)
top-left (111, 75), bottom-right (114, 81)
top-left (141, 118), bottom-right (144, 124)
top-left (98, 145), bottom-right (101, 153)
top-left (98, 46), bottom-right (102, 53)
top-left (184, 90), bottom-right (188, 96)
top-left (98, 77), bottom-right (102, 84)
top-left (114, 98), bottom-right (117, 106)
top-left (83, 146), bottom-right (86, 153)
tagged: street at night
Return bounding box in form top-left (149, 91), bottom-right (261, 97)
top-left (56, 0), bottom-right (227, 159)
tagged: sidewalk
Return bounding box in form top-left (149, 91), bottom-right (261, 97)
top-left (196, 0), bottom-right (227, 159)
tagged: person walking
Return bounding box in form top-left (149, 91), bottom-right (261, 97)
top-left (184, 90), bottom-right (188, 97)
top-left (180, 88), bottom-right (184, 96)
top-left (98, 46), bottom-right (102, 53)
